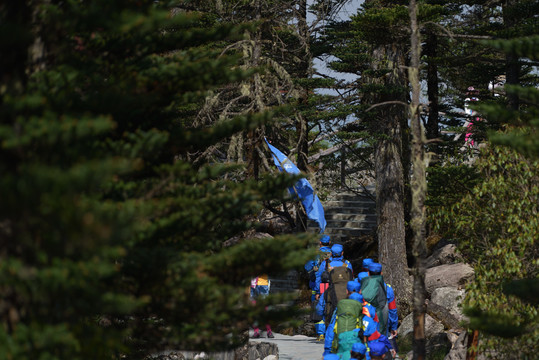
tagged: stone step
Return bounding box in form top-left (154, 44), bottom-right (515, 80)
top-left (269, 270), bottom-right (300, 293)
top-left (324, 213), bottom-right (377, 221)
top-left (314, 233), bottom-right (373, 243)
top-left (324, 200), bottom-right (376, 208)
top-left (324, 207), bottom-right (375, 215)
top-left (327, 193), bottom-right (375, 202)
top-left (311, 190), bottom-right (377, 241)
top-left (323, 227), bottom-right (376, 237)
top-left (325, 220), bottom-right (377, 228)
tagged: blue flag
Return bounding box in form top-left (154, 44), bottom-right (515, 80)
top-left (265, 139), bottom-right (326, 233)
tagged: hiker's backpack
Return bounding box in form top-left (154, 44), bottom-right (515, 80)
top-left (331, 298), bottom-right (363, 352)
top-left (319, 258), bottom-right (332, 294)
top-left (360, 275), bottom-right (388, 335)
top-left (324, 265), bottom-right (354, 324)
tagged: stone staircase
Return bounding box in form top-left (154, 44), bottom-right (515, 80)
top-left (310, 187), bottom-right (377, 243)
top-left (270, 188), bottom-right (377, 294)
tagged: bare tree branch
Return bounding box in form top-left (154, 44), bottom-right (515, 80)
top-left (365, 100), bottom-right (408, 112)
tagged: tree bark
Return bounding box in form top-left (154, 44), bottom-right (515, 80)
top-left (367, 42), bottom-right (412, 313)
top-left (409, 1), bottom-right (428, 359)
top-left (246, 0), bottom-right (263, 180)
top-left (360, 0), bottom-right (412, 313)
top-left (425, 31), bottom-right (439, 141)
top-left (295, 0), bottom-right (311, 173)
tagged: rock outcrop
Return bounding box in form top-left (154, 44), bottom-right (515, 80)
top-left (235, 342), bottom-right (279, 360)
top-left (425, 263), bottom-right (474, 295)
top-left (399, 243), bottom-right (475, 359)
top-left (426, 244), bottom-right (463, 268)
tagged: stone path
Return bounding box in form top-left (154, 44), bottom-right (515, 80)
top-left (250, 331), bottom-right (324, 360)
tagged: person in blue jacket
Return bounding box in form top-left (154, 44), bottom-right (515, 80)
top-left (362, 258), bottom-right (374, 272)
top-left (316, 280), bottom-right (360, 319)
top-left (323, 292), bottom-right (363, 356)
top-left (365, 262), bottom-right (399, 338)
top-left (363, 315), bottom-right (395, 360)
top-left (350, 342), bottom-right (367, 360)
top-left (305, 235), bottom-right (332, 294)
top-left (369, 341), bottom-right (389, 359)
top-left (353, 292), bottom-right (379, 328)
top-left (319, 234), bottom-right (332, 252)
top-left (315, 244), bottom-right (353, 295)
top-left (324, 354), bottom-right (340, 360)
top-left (356, 271), bottom-right (369, 285)
top-left (305, 235), bottom-right (332, 298)
top-left (307, 235), bottom-right (333, 341)
top-left (316, 279), bottom-right (360, 342)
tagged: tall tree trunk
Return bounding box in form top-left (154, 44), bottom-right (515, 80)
top-left (246, 0), bottom-right (263, 179)
top-left (361, 0), bottom-right (412, 312)
top-left (425, 31), bottom-right (439, 140)
top-left (409, 1), bottom-right (427, 359)
top-left (367, 42), bottom-right (412, 313)
top-left (294, 0), bottom-right (312, 232)
top-left (295, 0), bottom-right (310, 172)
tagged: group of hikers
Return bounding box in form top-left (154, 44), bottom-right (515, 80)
top-left (305, 235), bottom-right (400, 360)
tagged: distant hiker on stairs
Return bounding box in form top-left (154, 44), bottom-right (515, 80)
top-left (305, 235), bottom-right (332, 302)
top-left (305, 235), bottom-right (333, 341)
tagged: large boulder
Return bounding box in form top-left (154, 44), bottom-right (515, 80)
top-left (235, 341), bottom-right (278, 360)
top-left (295, 318), bottom-right (316, 337)
top-left (426, 244), bottom-right (463, 268)
top-left (431, 287), bottom-right (467, 324)
top-left (398, 313), bottom-right (446, 356)
top-left (148, 353), bottom-right (187, 360)
top-left (150, 350), bottom-right (235, 360)
top-left (425, 263), bottom-right (474, 295)
top-left (398, 313), bottom-right (445, 340)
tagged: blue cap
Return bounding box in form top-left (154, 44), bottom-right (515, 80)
top-left (357, 271), bottom-right (369, 283)
top-left (331, 244), bottom-right (343, 255)
top-left (351, 342), bottom-right (367, 355)
top-left (349, 292), bottom-right (363, 303)
top-left (368, 262), bottom-right (382, 273)
top-left (362, 258), bottom-right (374, 269)
top-left (324, 354), bottom-right (340, 360)
top-left (369, 341), bottom-right (388, 356)
top-left (347, 280), bottom-right (361, 292)
top-left (320, 235), bottom-right (331, 244)
top-left (363, 316), bottom-right (379, 337)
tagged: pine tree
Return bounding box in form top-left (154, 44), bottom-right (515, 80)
top-left (174, 0), bottom-right (342, 232)
top-left (0, 1), bottom-right (312, 358)
top-left (322, 0), bottom-right (414, 312)
top-left (483, 35), bottom-right (539, 157)
top-left (432, 24), bottom-right (539, 360)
